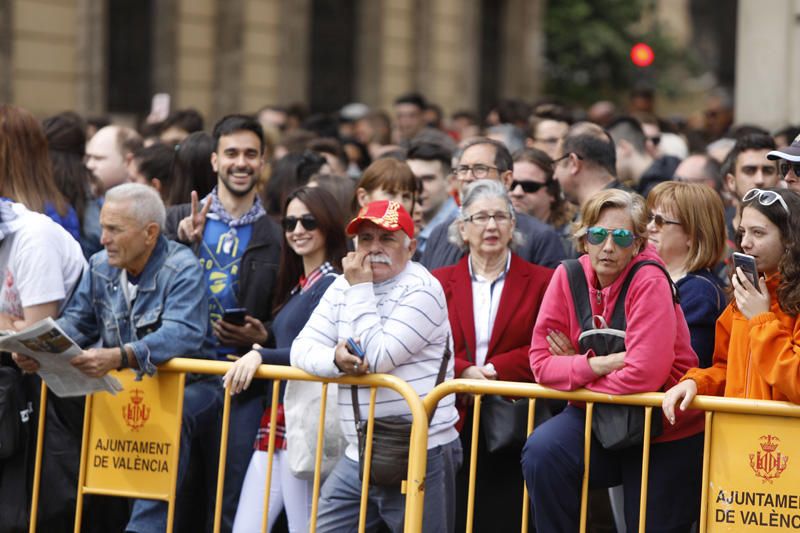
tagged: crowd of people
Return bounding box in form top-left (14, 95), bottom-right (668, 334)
top-left (0, 86), bottom-right (799, 533)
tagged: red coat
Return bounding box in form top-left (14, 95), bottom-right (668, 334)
top-left (433, 253), bottom-right (554, 383)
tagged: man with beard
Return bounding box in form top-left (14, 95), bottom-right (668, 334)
top-left (166, 114), bottom-right (282, 531)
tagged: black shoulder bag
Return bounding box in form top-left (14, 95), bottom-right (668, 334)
top-left (351, 338), bottom-right (451, 487)
top-left (564, 259), bottom-right (678, 450)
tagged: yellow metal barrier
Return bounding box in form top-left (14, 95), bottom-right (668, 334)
top-left (423, 379), bottom-right (800, 533)
top-left (58, 358), bottom-right (430, 533)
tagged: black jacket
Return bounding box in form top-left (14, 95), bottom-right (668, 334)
top-left (165, 204), bottom-right (283, 342)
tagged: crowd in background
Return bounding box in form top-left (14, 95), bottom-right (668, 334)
top-left (1, 83), bottom-right (800, 533)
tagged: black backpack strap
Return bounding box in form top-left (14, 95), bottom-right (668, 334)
top-left (609, 260), bottom-right (680, 329)
top-left (563, 259), bottom-right (593, 332)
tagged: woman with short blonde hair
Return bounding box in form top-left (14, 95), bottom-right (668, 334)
top-left (647, 181), bottom-right (727, 367)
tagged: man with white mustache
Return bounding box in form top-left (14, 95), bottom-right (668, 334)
top-left (292, 200), bottom-right (461, 532)
top-left (166, 114), bottom-right (283, 530)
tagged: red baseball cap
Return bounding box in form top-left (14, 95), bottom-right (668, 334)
top-left (346, 200), bottom-right (415, 238)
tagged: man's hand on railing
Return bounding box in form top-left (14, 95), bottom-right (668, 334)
top-left (334, 339), bottom-right (369, 376)
top-left (662, 379), bottom-right (698, 425)
top-left (222, 346), bottom-right (262, 394)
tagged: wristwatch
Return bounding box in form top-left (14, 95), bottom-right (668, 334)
top-left (117, 346), bottom-right (129, 370)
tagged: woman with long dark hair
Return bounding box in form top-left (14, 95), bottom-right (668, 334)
top-left (664, 188), bottom-right (800, 416)
top-left (167, 131), bottom-right (217, 206)
top-left (223, 186), bottom-right (347, 532)
top-left (42, 112), bottom-right (104, 258)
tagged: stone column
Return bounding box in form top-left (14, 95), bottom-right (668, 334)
top-left (735, 0), bottom-right (800, 129)
top-left (213, 0), bottom-right (244, 117)
top-left (75, 0), bottom-right (106, 115)
top-left (152, 0), bottom-right (178, 97)
top-left (0, 0), bottom-right (12, 103)
top-left (276, 0), bottom-right (310, 107)
top-left (500, 0), bottom-right (545, 102)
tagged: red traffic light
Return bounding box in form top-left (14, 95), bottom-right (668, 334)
top-left (630, 43), bottom-right (654, 67)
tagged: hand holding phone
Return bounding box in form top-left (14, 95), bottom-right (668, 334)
top-left (346, 337), bottom-right (365, 360)
top-left (732, 252), bottom-right (760, 293)
top-left (222, 307), bottom-right (248, 326)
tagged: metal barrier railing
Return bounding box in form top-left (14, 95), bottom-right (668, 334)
top-left (25, 358), bottom-right (430, 533)
top-left (422, 379), bottom-right (800, 533)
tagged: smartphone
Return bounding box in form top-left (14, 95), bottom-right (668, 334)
top-left (150, 93), bottom-right (171, 122)
top-left (346, 337), bottom-right (365, 360)
top-left (732, 252), bottom-right (760, 293)
top-left (222, 307), bottom-right (248, 326)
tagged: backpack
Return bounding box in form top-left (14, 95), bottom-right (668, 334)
top-left (563, 259), bottom-right (678, 450)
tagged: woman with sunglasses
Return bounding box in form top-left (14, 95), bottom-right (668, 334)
top-left (223, 186), bottom-right (347, 533)
top-left (522, 189), bottom-right (704, 532)
top-left (433, 179), bottom-right (554, 532)
top-left (663, 187), bottom-right (800, 422)
top-left (646, 182), bottom-right (727, 368)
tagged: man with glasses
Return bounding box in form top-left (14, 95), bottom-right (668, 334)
top-left (166, 114), bottom-right (283, 530)
top-left (420, 138), bottom-right (565, 270)
top-left (767, 133), bottom-right (800, 192)
top-left (722, 133), bottom-right (779, 239)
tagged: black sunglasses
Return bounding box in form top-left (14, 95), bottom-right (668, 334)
top-left (510, 180), bottom-right (548, 194)
top-left (780, 161), bottom-right (800, 178)
top-left (282, 215), bottom-right (318, 232)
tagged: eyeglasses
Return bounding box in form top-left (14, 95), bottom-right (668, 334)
top-left (649, 213), bottom-right (682, 227)
top-left (552, 152), bottom-right (583, 166)
top-left (510, 180), bottom-right (548, 194)
top-left (282, 215), bottom-right (318, 232)
top-left (742, 188), bottom-right (790, 215)
top-left (464, 211), bottom-right (513, 226)
top-left (739, 164), bottom-right (777, 177)
top-left (586, 227), bottom-right (636, 248)
top-left (779, 161), bottom-right (800, 178)
top-left (454, 164), bottom-right (499, 179)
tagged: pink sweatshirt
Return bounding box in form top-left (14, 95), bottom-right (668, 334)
top-left (529, 245), bottom-right (704, 442)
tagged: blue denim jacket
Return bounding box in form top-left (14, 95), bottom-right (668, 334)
top-left (57, 235), bottom-right (212, 377)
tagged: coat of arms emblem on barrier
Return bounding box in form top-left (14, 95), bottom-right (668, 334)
top-left (122, 388), bottom-right (151, 431)
top-left (749, 435), bottom-right (789, 483)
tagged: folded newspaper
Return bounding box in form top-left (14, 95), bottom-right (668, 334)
top-left (1, 317), bottom-right (123, 397)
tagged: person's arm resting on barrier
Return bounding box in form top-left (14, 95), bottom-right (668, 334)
top-left (530, 266), bottom-right (607, 390)
top-left (125, 264), bottom-right (209, 377)
top-left (346, 281), bottom-right (448, 374)
top-left (291, 280), bottom-right (343, 378)
top-left (583, 270), bottom-right (679, 394)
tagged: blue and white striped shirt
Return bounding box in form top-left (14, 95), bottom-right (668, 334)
top-left (291, 261), bottom-right (459, 458)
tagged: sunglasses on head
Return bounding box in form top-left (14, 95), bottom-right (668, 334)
top-left (586, 227), bottom-right (636, 248)
top-left (282, 214), bottom-right (318, 232)
top-left (742, 188), bottom-right (791, 215)
top-left (779, 161), bottom-right (800, 178)
top-left (510, 180), bottom-right (548, 194)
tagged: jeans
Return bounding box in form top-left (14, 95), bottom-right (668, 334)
top-left (126, 378), bottom-right (224, 533)
top-left (315, 438), bottom-right (462, 533)
top-left (521, 406), bottom-right (703, 533)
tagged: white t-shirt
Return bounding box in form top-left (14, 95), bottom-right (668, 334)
top-left (0, 203), bottom-right (86, 319)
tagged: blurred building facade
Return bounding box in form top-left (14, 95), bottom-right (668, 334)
top-left (0, 0), bottom-right (545, 121)
top-left (0, 0), bottom-right (797, 129)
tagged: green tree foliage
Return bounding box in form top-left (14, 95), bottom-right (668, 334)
top-left (544, 0), bottom-right (687, 105)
